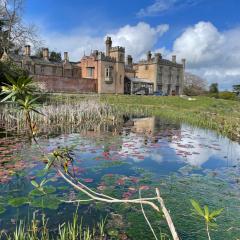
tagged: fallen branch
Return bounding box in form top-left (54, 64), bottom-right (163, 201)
top-left (139, 189), bottom-right (158, 240)
top-left (156, 188), bottom-right (180, 240)
top-left (58, 170), bottom-right (160, 212)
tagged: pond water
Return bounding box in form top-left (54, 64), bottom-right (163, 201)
top-left (0, 117), bottom-right (240, 239)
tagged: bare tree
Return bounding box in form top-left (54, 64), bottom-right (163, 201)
top-left (184, 72), bottom-right (208, 95)
top-left (0, 0), bottom-right (41, 54)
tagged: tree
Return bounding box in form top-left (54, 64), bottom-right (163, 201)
top-left (0, 0), bottom-right (41, 54)
top-left (233, 84), bottom-right (240, 96)
top-left (183, 72), bottom-right (207, 96)
top-left (209, 83), bottom-right (219, 94)
top-left (49, 51), bottom-right (62, 62)
top-left (34, 48), bottom-right (62, 62)
top-left (0, 59), bottom-right (28, 89)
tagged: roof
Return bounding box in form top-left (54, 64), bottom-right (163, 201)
top-left (129, 77), bottom-right (154, 84)
top-left (5, 53), bottom-right (79, 66)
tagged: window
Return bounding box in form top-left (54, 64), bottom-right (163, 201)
top-left (105, 67), bottom-right (109, 77)
top-left (41, 66), bottom-right (44, 74)
top-left (145, 65), bottom-right (149, 70)
top-left (87, 67), bottom-right (94, 77)
top-left (105, 66), bottom-right (112, 78)
top-left (177, 75), bottom-right (180, 83)
top-left (158, 73), bottom-right (162, 83)
top-left (105, 66), bottom-right (113, 83)
top-left (120, 75), bottom-right (122, 84)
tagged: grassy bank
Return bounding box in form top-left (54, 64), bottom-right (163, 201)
top-left (100, 95), bottom-right (240, 141)
top-left (2, 93), bottom-right (240, 141)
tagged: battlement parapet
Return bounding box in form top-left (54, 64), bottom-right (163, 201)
top-left (110, 46), bottom-right (125, 52)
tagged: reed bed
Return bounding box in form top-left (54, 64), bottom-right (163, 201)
top-left (0, 213), bottom-right (107, 240)
top-left (0, 99), bottom-right (123, 134)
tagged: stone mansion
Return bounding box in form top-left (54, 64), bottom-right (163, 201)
top-left (1, 37), bottom-right (185, 95)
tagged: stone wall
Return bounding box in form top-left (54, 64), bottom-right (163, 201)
top-left (33, 75), bottom-right (97, 93)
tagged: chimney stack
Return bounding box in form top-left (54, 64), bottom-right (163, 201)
top-left (127, 55), bottom-right (133, 66)
top-left (147, 51), bottom-right (152, 62)
top-left (105, 36), bottom-right (112, 57)
top-left (181, 58), bottom-right (186, 69)
top-left (43, 48), bottom-right (49, 61)
top-left (172, 55), bottom-right (176, 63)
top-left (154, 53), bottom-right (162, 63)
top-left (24, 45), bottom-right (31, 57)
top-left (64, 52), bottom-right (69, 62)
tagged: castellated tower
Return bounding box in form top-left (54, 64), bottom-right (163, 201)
top-left (105, 36), bottom-right (112, 57)
top-left (103, 36), bottom-right (125, 94)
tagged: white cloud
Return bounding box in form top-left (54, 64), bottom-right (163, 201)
top-left (42, 22), bottom-right (169, 61)
top-left (137, 0), bottom-right (176, 17)
top-left (170, 21), bottom-right (240, 89)
top-left (41, 20), bottom-right (240, 89)
top-left (107, 22), bottom-right (169, 59)
top-left (137, 0), bottom-right (201, 17)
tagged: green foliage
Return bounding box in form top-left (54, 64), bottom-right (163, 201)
top-left (34, 48), bottom-right (62, 62)
top-left (1, 73), bottom-right (41, 135)
top-left (190, 199), bottom-right (223, 239)
top-left (30, 178), bottom-right (51, 194)
top-left (0, 60), bottom-right (29, 88)
top-left (8, 197), bottom-right (29, 207)
top-left (190, 199), bottom-right (223, 224)
top-left (1, 74), bottom-right (36, 102)
top-left (45, 147), bottom-right (74, 172)
top-left (209, 83), bottom-right (219, 94)
top-left (233, 84), bottom-right (240, 95)
top-left (218, 91), bottom-right (237, 100)
top-left (0, 205), bottom-right (6, 214)
top-left (49, 51), bottom-right (62, 62)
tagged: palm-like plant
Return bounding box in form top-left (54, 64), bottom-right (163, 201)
top-left (190, 199), bottom-right (223, 240)
top-left (1, 74), bottom-right (41, 136)
top-left (1, 74), bottom-right (36, 102)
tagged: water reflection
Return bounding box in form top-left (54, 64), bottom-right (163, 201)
top-left (118, 117), bottom-right (240, 170)
top-left (0, 116), bottom-right (240, 234)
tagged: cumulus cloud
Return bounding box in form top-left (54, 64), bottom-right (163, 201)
top-left (41, 20), bottom-right (240, 89)
top-left (107, 22), bottom-right (169, 59)
top-left (170, 21), bottom-right (240, 89)
top-left (42, 22), bottom-right (169, 61)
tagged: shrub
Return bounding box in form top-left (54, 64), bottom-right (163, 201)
top-left (218, 91), bottom-right (237, 100)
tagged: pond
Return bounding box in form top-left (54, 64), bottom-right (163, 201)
top-left (0, 116), bottom-right (240, 239)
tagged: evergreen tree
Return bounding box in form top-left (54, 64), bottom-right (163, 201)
top-left (209, 83), bottom-right (219, 94)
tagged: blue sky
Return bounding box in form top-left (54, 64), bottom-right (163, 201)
top-left (24, 0), bottom-right (240, 89)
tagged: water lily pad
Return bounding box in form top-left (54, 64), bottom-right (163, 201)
top-left (30, 195), bottom-right (60, 210)
top-left (0, 205), bottom-right (6, 214)
top-left (8, 197), bottom-right (29, 207)
top-left (29, 186), bottom-right (56, 196)
top-left (57, 186), bottom-right (68, 191)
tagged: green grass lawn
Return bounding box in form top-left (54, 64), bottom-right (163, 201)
top-left (40, 93), bottom-right (240, 141)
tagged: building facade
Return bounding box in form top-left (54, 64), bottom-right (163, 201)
top-left (1, 37), bottom-right (185, 95)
